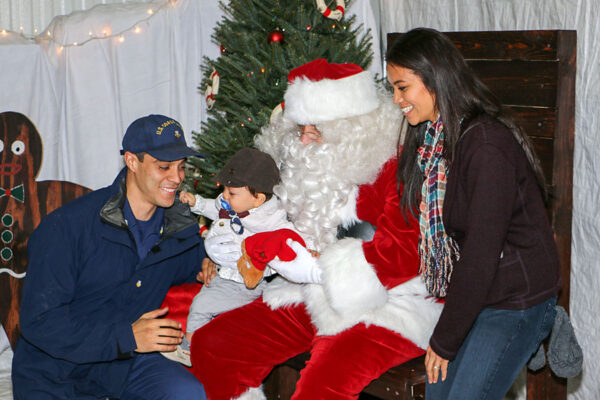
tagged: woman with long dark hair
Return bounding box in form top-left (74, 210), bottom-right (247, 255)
top-left (386, 28), bottom-right (561, 399)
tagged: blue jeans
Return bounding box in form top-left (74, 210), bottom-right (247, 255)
top-left (426, 297), bottom-right (556, 400)
top-left (119, 353), bottom-right (206, 400)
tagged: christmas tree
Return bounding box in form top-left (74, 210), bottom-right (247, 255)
top-left (188, 0), bottom-right (374, 197)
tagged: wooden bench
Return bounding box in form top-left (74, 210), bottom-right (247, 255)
top-left (263, 29), bottom-right (576, 400)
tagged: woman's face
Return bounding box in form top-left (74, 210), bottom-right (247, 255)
top-left (386, 64), bottom-right (438, 126)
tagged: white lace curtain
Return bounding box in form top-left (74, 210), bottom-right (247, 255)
top-left (0, 0), bottom-right (157, 36)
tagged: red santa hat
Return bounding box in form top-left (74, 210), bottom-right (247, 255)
top-left (283, 58), bottom-right (379, 125)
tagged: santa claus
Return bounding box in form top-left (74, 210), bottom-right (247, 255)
top-left (190, 59), bottom-right (442, 399)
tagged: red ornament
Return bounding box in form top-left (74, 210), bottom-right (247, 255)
top-left (267, 30), bottom-right (284, 44)
top-left (219, 44), bottom-right (225, 54)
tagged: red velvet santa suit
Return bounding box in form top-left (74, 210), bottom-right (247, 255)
top-left (187, 157), bottom-right (443, 399)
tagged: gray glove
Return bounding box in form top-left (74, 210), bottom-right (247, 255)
top-left (204, 233), bottom-right (240, 269)
top-left (547, 305), bottom-right (583, 378)
top-left (527, 305), bottom-right (583, 379)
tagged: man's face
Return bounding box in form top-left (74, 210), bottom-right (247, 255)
top-left (127, 153), bottom-right (185, 212)
top-left (299, 124), bottom-right (322, 145)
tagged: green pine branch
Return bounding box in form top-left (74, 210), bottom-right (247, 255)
top-left (187, 0), bottom-right (373, 197)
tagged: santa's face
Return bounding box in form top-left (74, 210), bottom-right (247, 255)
top-left (298, 125), bottom-right (322, 145)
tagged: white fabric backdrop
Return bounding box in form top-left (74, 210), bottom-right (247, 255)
top-left (0, 0), bottom-right (222, 189)
top-left (0, 0), bottom-right (157, 38)
top-left (379, 2), bottom-right (598, 399)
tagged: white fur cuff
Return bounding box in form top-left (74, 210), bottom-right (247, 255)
top-left (262, 276), bottom-right (304, 309)
top-left (320, 237), bottom-right (388, 317)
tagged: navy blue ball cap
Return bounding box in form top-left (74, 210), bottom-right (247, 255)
top-left (120, 114), bottom-right (203, 161)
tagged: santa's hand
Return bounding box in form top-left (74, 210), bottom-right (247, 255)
top-left (204, 233), bottom-right (240, 268)
top-left (269, 239), bottom-right (322, 284)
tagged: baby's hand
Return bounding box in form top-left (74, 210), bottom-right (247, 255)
top-left (179, 191), bottom-right (196, 207)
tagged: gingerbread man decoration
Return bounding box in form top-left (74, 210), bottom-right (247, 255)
top-left (0, 112), bottom-right (91, 347)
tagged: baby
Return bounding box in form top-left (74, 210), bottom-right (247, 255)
top-left (162, 148), bottom-right (299, 366)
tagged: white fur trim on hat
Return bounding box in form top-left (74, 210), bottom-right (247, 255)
top-left (284, 71), bottom-right (379, 124)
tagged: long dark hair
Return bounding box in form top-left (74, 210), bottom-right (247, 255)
top-left (386, 28), bottom-right (547, 212)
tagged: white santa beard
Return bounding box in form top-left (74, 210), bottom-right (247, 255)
top-left (255, 95), bottom-right (404, 251)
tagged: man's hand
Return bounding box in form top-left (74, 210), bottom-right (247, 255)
top-left (425, 345), bottom-right (449, 384)
top-left (131, 307), bottom-right (183, 353)
top-left (196, 257), bottom-right (217, 285)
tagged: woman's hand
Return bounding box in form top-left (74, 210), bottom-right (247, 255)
top-left (425, 345), bottom-right (449, 384)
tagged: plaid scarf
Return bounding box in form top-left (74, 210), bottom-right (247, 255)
top-left (417, 118), bottom-right (460, 297)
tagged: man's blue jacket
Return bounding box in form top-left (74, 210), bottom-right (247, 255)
top-left (12, 168), bottom-right (205, 398)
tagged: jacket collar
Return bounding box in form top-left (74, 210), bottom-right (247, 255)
top-left (100, 167), bottom-right (198, 236)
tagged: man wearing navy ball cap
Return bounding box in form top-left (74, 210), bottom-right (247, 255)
top-left (12, 114), bottom-right (207, 399)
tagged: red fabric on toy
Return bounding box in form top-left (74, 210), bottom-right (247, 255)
top-left (160, 282), bottom-right (202, 333)
top-left (244, 229), bottom-right (306, 271)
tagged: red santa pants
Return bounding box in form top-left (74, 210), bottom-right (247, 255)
top-left (190, 297), bottom-right (424, 400)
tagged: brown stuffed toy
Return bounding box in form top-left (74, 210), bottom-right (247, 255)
top-left (237, 229), bottom-right (306, 289)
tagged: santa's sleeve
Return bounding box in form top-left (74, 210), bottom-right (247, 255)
top-left (318, 158), bottom-right (421, 317)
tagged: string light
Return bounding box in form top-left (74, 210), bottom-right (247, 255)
top-left (0, 0), bottom-right (174, 49)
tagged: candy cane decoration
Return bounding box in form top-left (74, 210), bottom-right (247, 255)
top-left (205, 68), bottom-right (220, 110)
top-left (270, 102), bottom-right (285, 123)
top-left (315, 0), bottom-right (345, 21)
